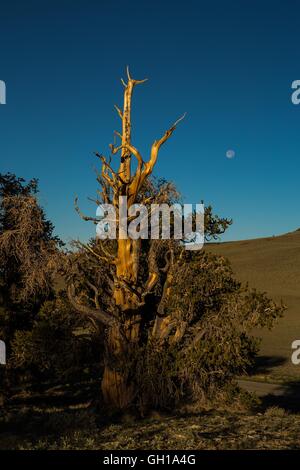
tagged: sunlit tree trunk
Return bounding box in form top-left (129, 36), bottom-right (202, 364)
top-left (69, 67), bottom-right (185, 411)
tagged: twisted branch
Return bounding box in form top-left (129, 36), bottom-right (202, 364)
top-left (67, 283), bottom-right (116, 327)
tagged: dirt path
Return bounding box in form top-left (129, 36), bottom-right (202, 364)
top-left (238, 379), bottom-right (300, 412)
top-left (238, 379), bottom-right (288, 397)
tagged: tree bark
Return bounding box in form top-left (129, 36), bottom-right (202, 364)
top-left (101, 237), bottom-right (142, 410)
top-left (71, 68), bottom-right (184, 411)
top-left (101, 313), bottom-right (141, 410)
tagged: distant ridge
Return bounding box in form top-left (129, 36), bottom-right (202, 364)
top-left (207, 229), bottom-right (300, 379)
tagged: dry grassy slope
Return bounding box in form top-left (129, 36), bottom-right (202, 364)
top-left (207, 230), bottom-right (300, 380)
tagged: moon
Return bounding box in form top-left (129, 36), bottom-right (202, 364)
top-left (226, 149), bottom-right (235, 159)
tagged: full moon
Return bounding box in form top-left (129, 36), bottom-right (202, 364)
top-left (226, 149), bottom-right (235, 159)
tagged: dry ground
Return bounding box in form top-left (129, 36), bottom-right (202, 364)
top-left (1, 397), bottom-right (300, 450)
top-left (1, 231), bottom-right (300, 449)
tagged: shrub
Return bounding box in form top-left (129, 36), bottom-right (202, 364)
top-left (126, 251), bottom-right (284, 411)
top-left (8, 296), bottom-right (103, 386)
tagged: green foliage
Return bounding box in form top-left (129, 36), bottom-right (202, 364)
top-left (0, 173), bottom-right (66, 392)
top-left (204, 205), bottom-right (232, 240)
top-left (8, 297), bottom-right (102, 384)
top-left (0, 173), bottom-right (285, 416)
top-left (126, 251), bottom-right (284, 411)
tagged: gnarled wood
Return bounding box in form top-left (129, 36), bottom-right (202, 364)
top-left (70, 68), bottom-right (184, 410)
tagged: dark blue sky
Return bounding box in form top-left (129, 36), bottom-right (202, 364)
top-left (1, 0), bottom-right (300, 243)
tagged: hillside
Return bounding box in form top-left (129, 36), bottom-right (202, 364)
top-left (207, 230), bottom-right (300, 381)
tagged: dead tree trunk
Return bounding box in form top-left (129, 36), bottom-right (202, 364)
top-left (69, 67), bottom-right (185, 411)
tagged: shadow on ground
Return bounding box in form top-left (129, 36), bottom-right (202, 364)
top-left (243, 355), bottom-right (300, 412)
top-left (260, 380), bottom-right (300, 413)
top-left (250, 355), bottom-right (288, 374)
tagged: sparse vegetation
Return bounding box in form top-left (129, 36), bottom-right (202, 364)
top-left (1, 395), bottom-right (300, 450)
top-left (0, 71), bottom-right (296, 449)
top-left (66, 71), bottom-right (284, 413)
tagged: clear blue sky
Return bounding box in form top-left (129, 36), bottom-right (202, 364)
top-left (1, 0), bottom-right (300, 243)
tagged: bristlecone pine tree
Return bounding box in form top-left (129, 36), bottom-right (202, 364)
top-left (67, 68), bottom-right (283, 412)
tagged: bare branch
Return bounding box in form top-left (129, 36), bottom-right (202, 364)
top-left (126, 65), bottom-right (131, 81)
top-left (185, 329), bottom-right (206, 351)
top-left (143, 241), bottom-right (160, 296)
top-left (67, 283), bottom-right (116, 327)
top-left (116, 277), bottom-right (142, 303)
top-left (114, 104), bottom-right (123, 119)
top-left (134, 77), bottom-right (148, 85)
top-left (157, 250), bottom-right (174, 316)
top-left (75, 197), bottom-right (99, 224)
top-left (75, 240), bottom-right (116, 265)
top-left (172, 112), bottom-right (187, 128)
top-left (113, 143), bottom-right (144, 171)
top-left (139, 113), bottom-right (186, 187)
top-left (152, 316), bottom-right (177, 342)
top-left (126, 66), bottom-right (148, 86)
top-left (98, 241), bottom-right (116, 260)
top-left (86, 280), bottom-right (100, 309)
top-left (160, 249), bottom-right (174, 273)
top-left (95, 152), bottom-right (126, 188)
top-left (114, 130), bottom-right (122, 140)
